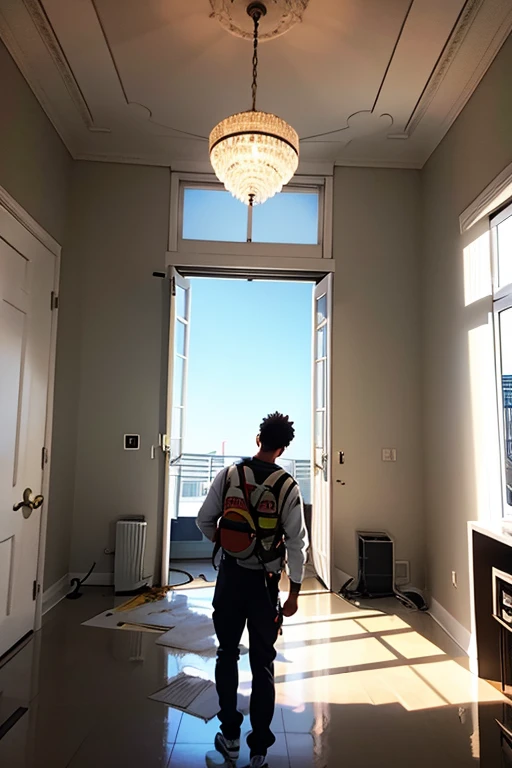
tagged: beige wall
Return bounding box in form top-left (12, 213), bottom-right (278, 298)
top-left (0, 41), bottom-right (74, 590)
top-left (65, 162), bottom-right (170, 580)
top-left (422, 34), bottom-right (512, 629)
top-left (331, 167), bottom-right (424, 588)
top-left (60, 163), bottom-right (424, 587)
top-left (0, 41), bottom-right (70, 242)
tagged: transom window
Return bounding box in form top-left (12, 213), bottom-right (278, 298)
top-left (169, 173), bottom-right (331, 260)
top-left (182, 185), bottom-right (320, 245)
top-left (492, 201), bottom-right (512, 514)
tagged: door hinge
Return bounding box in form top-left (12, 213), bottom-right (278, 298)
top-left (171, 276), bottom-right (176, 297)
top-left (41, 446), bottom-right (48, 470)
top-left (32, 580), bottom-right (40, 601)
top-left (50, 291), bottom-right (59, 310)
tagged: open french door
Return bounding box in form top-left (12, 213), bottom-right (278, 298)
top-left (311, 273), bottom-right (332, 590)
top-left (161, 268), bottom-right (191, 584)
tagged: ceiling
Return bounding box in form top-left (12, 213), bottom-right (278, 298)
top-left (1, 0), bottom-right (511, 171)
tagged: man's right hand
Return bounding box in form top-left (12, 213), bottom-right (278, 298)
top-left (282, 594), bottom-right (299, 617)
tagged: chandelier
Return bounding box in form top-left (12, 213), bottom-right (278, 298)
top-left (209, 2), bottom-right (299, 206)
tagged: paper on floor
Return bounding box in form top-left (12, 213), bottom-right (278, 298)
top-left (156, 612), bottom-right (217, 653)
top-left (149, 671), bottom-right (219, 721)
top-left (82, 591), bottom-right (211, 632)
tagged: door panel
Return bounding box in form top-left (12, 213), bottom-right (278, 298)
top-left (162, 269), bottom-right (192, 582)
top-left (0, 301), bottom-right (25, 490)
top-left (0, 235), bottom-right (54, 657)
top-left (312, 274), bottom-right (332, 590)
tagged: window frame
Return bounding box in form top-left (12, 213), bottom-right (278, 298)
top-left (169, 172), bottom-right (332, 260)
top-left (491, 200), bottom-right (512, 517)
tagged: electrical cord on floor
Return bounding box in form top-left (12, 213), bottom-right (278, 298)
top-left (66, 561), bottom-right (96, 600)
top-left (168, 568), bottom-right (195, 587)
top-left (339, 576), bottom-right (425, 612)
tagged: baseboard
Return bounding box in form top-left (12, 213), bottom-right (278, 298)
top-left (69, 572), bottom-right (114, 587)
top-left (428, 597), bottom-right (474, 657)
top-left (332, 566), bottom-right (355, 595)
top-left (42, 574), bottom-right (70, 615)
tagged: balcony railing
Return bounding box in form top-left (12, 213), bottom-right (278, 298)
top-left (170, 453), bottom-right (311, 518)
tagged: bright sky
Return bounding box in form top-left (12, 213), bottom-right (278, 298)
top-left (184, 278), bottom-right (313, 459)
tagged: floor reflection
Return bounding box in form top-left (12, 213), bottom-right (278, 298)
top-left (0, 577), bottom-right (510, 767)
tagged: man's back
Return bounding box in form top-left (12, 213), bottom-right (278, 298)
top-left (196, 457), bottom-right (307, 584)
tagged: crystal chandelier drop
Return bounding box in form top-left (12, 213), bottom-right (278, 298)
top-left (209, 2), bottom-right (299, 206)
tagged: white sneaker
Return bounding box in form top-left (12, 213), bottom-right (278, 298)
top-left (214, 732), bottom-right (240, 761)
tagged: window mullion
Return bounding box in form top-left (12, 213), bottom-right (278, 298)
top-left (247, 204), bottom-right (253, 243)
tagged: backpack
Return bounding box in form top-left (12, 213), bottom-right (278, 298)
top-left (212, 461), bottom-right (296, 568)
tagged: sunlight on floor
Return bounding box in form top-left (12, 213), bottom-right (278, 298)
top-left (271, 588), bottom-right (506, 718)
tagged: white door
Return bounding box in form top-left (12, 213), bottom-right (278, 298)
top-left (312, 274), bottom-right (332, 590)
top-left (0, 212), bottom-right (55, 657)
top-left (161, 268), bottom-right (191, 583)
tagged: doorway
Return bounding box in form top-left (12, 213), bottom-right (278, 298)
top-left (162, 270), bottom-right (332, 589)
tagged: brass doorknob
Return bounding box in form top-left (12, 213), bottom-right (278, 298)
top-left (13, 488), bottom-right (44, 513)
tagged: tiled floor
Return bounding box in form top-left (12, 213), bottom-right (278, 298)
top-left (0, 574), bottom-right (510, 767)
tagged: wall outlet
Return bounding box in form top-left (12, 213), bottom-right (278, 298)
top-left (395, 560), bottom-right (410, 585)
top-left (382, 448), bottom-right (397, 462)
top-left (451, 570), bottom-right (458, 588)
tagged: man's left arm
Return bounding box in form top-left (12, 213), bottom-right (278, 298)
top-left (196, 469), bottom-right (227, 542)
top-left (281, 485), bottom-right (309, 616)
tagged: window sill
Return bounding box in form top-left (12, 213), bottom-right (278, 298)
top-left (469, 520), bottom-right (512, 548)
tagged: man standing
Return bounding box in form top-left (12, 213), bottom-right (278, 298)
top-left (197, 412), bottom-right (308, 768)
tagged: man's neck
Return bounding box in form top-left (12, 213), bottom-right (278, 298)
top-left (253, 450), bottom-right (279, 464)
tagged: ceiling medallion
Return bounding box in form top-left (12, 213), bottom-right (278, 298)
top-left (209, 2), bottom-right (300, 206)
top-left (209, 0), bottom-right (309, 41)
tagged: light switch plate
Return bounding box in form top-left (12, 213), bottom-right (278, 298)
top-left (382, 448), bottom-right (397, 462)
top-left (124, 434), bottom-right (140, 450)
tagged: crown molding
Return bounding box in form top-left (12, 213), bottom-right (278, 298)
top-left (21, 0), bottom-right (108, 133)
top-left (334, 157), bottom-right (423, 170)
top-left (441, 5), bottom-right (512, 133)
top-left (406, 0), bottom-right (485, 135)
top-left (75, 150), bottom-right (422, 171)
top-left (406, 0), bottom-right (512, 138)
top-left (73, 151), bottom-right (167, 167)
top-left (0, 6), bottom-right (77, 153)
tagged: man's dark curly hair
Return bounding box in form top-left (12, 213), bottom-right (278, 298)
top-left (259, 412), bottom-right (295, 451)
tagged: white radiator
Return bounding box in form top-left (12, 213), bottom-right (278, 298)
top-left (114, 520), bottom-right (152, 594)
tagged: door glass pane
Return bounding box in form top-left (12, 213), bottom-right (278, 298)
top-left (316, 295), bottom-right (327, 326)
top-left (171, 407), bottom-right (183, 439)
top-left (316, 326), bottom-right (326, 358)
top-left (173, 356), bottom-right (185, 406)
top-left (176, 320), bottom-right (186, 356)
top-left (182, 188), bottom-right (247, 242)
top-left (315, 410), bottom-right (324, 449)
top-left (316, 360), bottom-right (325, 408)
top-left (176, 285), bottom-right (187, 320)
top-left (498, 214), bottom-right (512, 288)
top-left (170, 437), bottom-right (181, 460)
top-left (252, 192), bottom-right (319, 244)
top-left (500, 306), bottom-right (512, 509)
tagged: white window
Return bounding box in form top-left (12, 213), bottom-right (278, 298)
top-left (169, 173), bottom-right (332, 260)
top-left (492, 202), bottom-right (512, 514)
